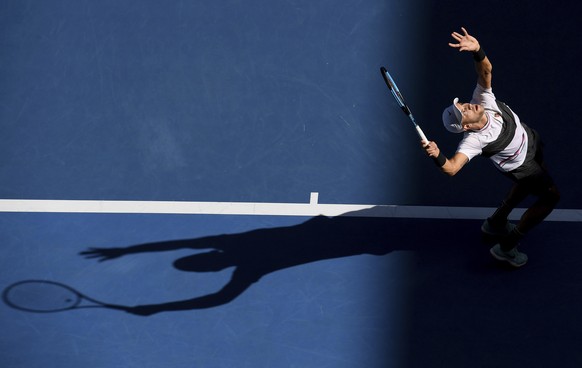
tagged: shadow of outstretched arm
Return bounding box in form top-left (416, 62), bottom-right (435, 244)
top-left (124, 268), bottom-right (257, 316)
top-left (80, 236), bottom-right (227, 262)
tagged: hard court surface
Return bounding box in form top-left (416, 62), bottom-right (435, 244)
top-left (1, 1), bottom-right (581, 367)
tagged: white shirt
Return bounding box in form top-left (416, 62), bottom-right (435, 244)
top-left (456, 84), bottom-right (528, 172)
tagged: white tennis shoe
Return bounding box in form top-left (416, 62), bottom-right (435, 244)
top-left (490, 244), bottom-right (528, 267)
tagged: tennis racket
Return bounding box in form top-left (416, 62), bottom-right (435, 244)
top-left (2, 280), bottom-right (128, 313)
top-left (380, 66), bottom-right (428, 144)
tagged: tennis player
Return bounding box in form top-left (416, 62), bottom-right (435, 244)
top-left (423, 27), bottom-right (559, 267)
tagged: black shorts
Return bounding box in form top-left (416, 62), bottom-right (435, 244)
top-left (504, 124), bottom-right (555, 195)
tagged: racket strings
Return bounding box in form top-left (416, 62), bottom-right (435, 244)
top-left (4, 281), bottom-right (80, 312)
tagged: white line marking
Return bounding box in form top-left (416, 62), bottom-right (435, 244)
top-left (310, 192), bottom-right (319, 205)
top-left (0, 198), bottom-right (581, 221)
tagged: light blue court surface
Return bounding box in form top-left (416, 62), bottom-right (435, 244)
top-left (2, 213), bottom-right (582, 367)
top-left (1, 212), bottom-right (417, 367)
top-left (2, 0), bottom-right (582, 367)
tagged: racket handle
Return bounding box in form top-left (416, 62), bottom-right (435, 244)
top-left (416, 126), bottom-right (429, 144)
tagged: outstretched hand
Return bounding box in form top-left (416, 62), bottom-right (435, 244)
top-left (448, 27), bottom-right (480, 52)
top-left (80, 247), bottom-right (126, 262)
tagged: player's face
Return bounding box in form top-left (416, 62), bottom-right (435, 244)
top-left (457, 102), bottom-right (485, 130)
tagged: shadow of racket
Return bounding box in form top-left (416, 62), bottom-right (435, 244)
top-left (2, 280), bottom-right (129, 313)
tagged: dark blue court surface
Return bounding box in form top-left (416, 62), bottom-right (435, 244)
top-left (2, 0), bottom-right (582, 367)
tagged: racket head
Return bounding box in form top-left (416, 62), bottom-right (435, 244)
top-left (3, 280), bottom-right (82, 313)
top-left (380, 66), bottom-right (406, 108)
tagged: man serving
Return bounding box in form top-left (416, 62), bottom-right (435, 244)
top-left (423, 27), bottom-right (560, 267)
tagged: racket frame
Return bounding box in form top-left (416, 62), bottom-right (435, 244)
top-left (2, 280), bottom-right (122, 313)
top-left (380, 66), bottom-right (429, 143)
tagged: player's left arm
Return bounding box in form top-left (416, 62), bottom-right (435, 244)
top-left (449, 27), bottom-right (492, 89)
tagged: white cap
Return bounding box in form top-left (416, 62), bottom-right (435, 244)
top-left (442, 97), bottom-right (464, 133)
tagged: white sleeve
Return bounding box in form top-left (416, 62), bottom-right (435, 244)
top-left (456, 134), bottom-right (483, 161)
top-left (471, 84), bottom-right (500, 113)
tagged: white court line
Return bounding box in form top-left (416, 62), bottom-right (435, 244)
top-left (1, 193), bottom-right (581, 221)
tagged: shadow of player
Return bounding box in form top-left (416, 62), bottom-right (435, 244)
top-left (80, 208), bottom-right (484, 316)
top-left (80, 208), bottom-right (425, 315)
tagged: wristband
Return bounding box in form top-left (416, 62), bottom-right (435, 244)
top-left (432, 152), bottom-right (447, 167)
top-left (473, 47), bottom-right (486, 62)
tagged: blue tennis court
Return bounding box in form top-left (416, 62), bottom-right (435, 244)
top-left (1, 1), bottom-right (581, 367)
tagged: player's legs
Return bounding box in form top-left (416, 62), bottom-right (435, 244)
top-left (516, 183), bottom-right (560, 233)
top-left (500, 175), bottom-right (559, 252)
top-left (487, 182), bottom-right (530, 228)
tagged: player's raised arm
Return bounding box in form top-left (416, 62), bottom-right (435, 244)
top-left (449, 27), bottom-right (492, 89)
